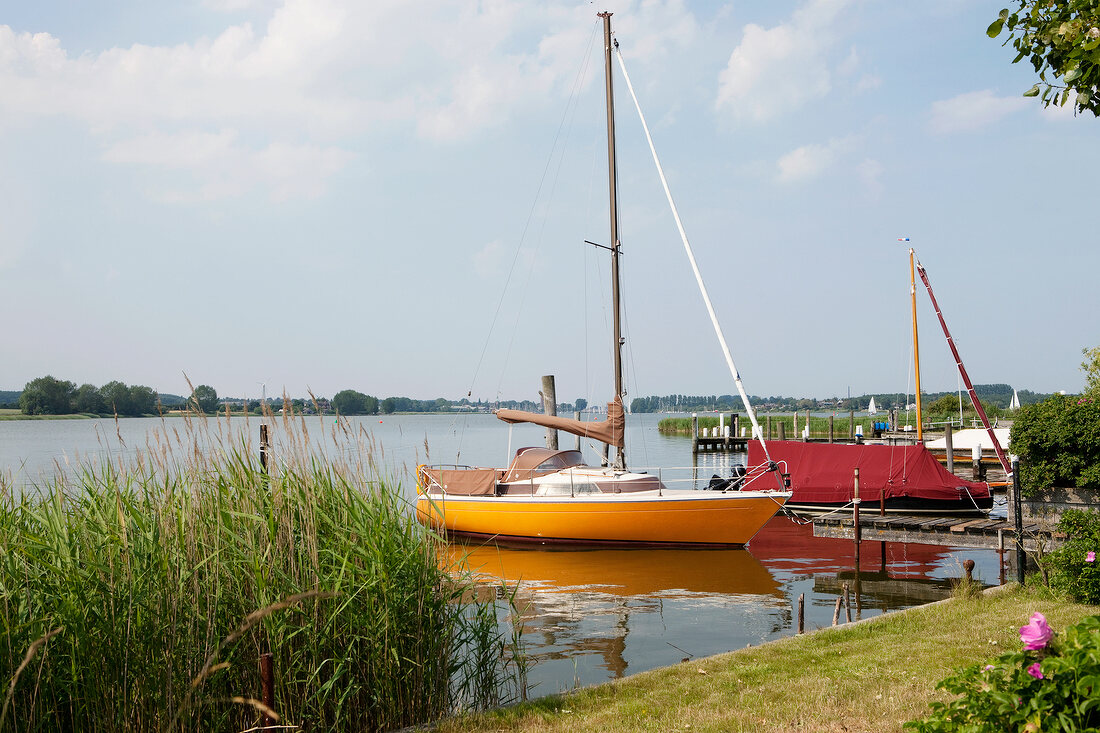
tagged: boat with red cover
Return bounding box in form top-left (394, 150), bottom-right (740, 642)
top-left (747, 440), bottom-right (992, 515)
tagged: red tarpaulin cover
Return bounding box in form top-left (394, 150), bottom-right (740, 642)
top-left (747, 440), bottom-right (990, 504)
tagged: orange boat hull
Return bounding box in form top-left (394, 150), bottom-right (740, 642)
top-left (416, 491), bottom-right (789, 548)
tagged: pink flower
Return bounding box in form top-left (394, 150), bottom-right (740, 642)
top-left (1087, 551), bottom-right (1096, 563)
top-left (1026, 662), bottom-right (1043, 680)
top-left (1020, 612), bottom-right (1054, 650)
top-left (984, 664), bottom-right (995, 671)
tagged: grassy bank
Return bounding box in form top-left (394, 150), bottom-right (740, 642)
top-left (0, 413), bottom-right (524, 731)
top-left (659, 414), bottom-right (883, 440)
top-left (435, 585), bottom-right (1095, 733)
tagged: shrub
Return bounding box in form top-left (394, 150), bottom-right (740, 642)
top-left (907, 613), bottom-right (1100, 732)
top-left (1010, 394), bottom-right (1100, 496)
top-left (1042, 509), bottom-right (1100, 604)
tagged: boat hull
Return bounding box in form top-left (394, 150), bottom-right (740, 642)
top-left (415, 490), bottom-right (789, 548)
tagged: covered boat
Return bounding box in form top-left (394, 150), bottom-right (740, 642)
top-left (747, 440), bottom-right (992, 515)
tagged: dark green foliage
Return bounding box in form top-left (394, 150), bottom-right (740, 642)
top-left (332, 389), bottom-right (378, 415)
top-left (1010, 394), bottom-right (1100, 495)
top-left (18, 375), bottom-right (76, 415)
top-left (72, 383), bottom-right (106, 414)
top-left (190, 384), bottom-right (219, 414)
top-left (1042, 510), bottom-right (1100, 604)
top-left (907, 615), bottom-right (1100, 731)
top-left (989, 2), bottom-right (1100, 116)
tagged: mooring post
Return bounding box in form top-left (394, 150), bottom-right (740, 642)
top-left (778, 421), bottom-right (786, 440)
top-left (832, 597), bottom-right (842, 626)
top-left (843, 582), bottom-right (851, 623)
top-left (797, 593), bottom-right (805, 634)
top-left (691, 414), bottom-right (699, 455)
top-left (828, 415), bottom-right (834, 443)
top-left (848, 410), bottom-right (855, 441)
top-left (766, 415), bottom-right (771, 439)
top-left (1012, 458), bottom-right (1025, 585)
top-left (853, 468), bottom-right (861, 567)
top-left (259, 424), bottom-right (270, 475)
top-left (540, 375), bottom-right (558, 450)
top-left (944, 422), bottom-right (954, 474)
top-left (574, 411), bottom-right (582, 451)
top-left (971, 444), bottom-right (982, 481)
top-left (260, 652), bottom-right (275, 729)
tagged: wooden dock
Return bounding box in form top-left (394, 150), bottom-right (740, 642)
top-left (812, 514), bottom-right (1060, 552)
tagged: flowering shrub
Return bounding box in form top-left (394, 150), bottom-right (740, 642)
top-left (1043, 509), bottom-right (1100, 604)
top-left (907, 613), bottom-right (1100, 732)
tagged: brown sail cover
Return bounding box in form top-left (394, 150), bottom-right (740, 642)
top-left (495, 398), bottom-right (625, 448)
top-left (420, 468), bottom-right (499, 496)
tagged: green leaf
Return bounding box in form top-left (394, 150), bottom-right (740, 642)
top-left (988, 18), bottom-right (1006, 38)
top-left (1078, 90), bottom-right (1091, 106)
top-left (1024, 83), bottom-right (1042, 97)
top-left (998, 8), bottom-right (1009, 21)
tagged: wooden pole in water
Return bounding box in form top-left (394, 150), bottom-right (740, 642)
top-left (832, 597), bottom-right (842, 626)
top-left (849, 410), bottom-right (855, 441)
top-left (945, 422), bottom-right (954, 474)
top-left (828, 415), bottom-right (834, 443)
top-left (797, 593), bottom-right (805, 634)
top-left (843, 582), bottom-right (852, 623)
top-left (1013, 458), bottom-right (1025, 584)
top-left (540, 375), bottom-right (558, 450)
top-left (574, 411), bottom-right (582, 451)
top-left (691, 414), bottom-right (699, 455)
top-left (778, 421), bottom-right (786, 440)
top-left (853, 468), bottom-right (861, 567)
top-left (259, 424), bottom-right (270, 475)
top-left (766, 415), bottom-right (771, 439)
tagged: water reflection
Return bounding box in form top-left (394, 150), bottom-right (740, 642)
top-left (445, 515), bottom-right (1000, 696)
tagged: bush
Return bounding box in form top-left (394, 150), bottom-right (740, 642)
top-left (1010, 394), bottom-right (1100, 496)
top-left (1042, 509), bottom-right (1100, 604)
top-left (907, 613), bottom-right (1100, 732)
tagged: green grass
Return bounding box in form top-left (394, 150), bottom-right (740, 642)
top-left (0, 411), bottom-right (524, 731)
top-left (432, 584), bottom-right (1096, 733)
top-left (659, 414), bottom-right (883, 440)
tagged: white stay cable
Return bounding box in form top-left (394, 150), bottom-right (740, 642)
top-left (613, 45), bottom-right (783, 487)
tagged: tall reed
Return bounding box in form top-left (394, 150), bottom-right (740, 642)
top-left (0, 409), bottom-right (524, 731)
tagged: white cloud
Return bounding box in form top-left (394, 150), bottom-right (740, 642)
top-left (928, 90), bottom-right (1028, 134)
top-left (776, 136), bottom-right (853, 183)
top-left (715, 0), bottom-right (855, 122)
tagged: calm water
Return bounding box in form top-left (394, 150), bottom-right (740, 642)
top-left (0, 413), bottom-right (1004, 697)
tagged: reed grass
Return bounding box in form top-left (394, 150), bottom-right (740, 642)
top-left (0, 408), bottom-right (524, 732)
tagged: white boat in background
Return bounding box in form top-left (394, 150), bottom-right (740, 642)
top-left (867, 396), bottom-right (878, 415)
top-left (1009, 389), bottom-right (1021, 410)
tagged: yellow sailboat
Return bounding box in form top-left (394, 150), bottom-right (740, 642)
top-left (416, 12), bottom-right (791, 547)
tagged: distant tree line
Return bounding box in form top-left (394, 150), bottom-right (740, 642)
top-left (19, 376), bottom-right (161, 416)
top-left (629, 384), bottom-right (1053, 414)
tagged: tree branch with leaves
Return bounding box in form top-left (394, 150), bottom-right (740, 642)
top-left (989, 1), bottom-right (1100, 115)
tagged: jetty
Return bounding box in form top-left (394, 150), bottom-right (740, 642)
top-left (811, 514), bottom-right (1059, 552)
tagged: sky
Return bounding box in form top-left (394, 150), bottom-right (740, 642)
top-left (2, 0), bottom-right (1098, 406)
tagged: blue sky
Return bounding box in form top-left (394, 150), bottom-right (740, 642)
top-left (2, 0), bottom-right (1097, 405)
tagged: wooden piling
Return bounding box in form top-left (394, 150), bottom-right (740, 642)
top-left (691, 414), bottom-right (699, 455)
top-left (944, 423), bottom-right (954, 473)
top-left (797, 593), bottom-right (805, 634)
top-left (1012, 458), bottom-right (1025, 584)
top-left (574, 411), bottom-right (582, 451)
top-left (828, 415), bottom-right (834, 443)
top-left (843, 582), bottom-right (852, 623)
top-left (853, 468), bottom-right (861, 566)
top-left (848, 410), bottom-right (855, 441)
top-left (259, 424), bottom-right (270, 475)
top-left (766, 415), bottom-right (771, 439)
top-left (778, 421), bottom-right (786, 440)
top-left (260, 652), bottom-right (275, 729)
top-left (540, 375), bottom-right (558, 450)
top-left (832, 597), bottom-right (842, 626)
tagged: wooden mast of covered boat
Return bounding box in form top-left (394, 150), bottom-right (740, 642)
top-left (600, 11), bottom-right (627, 472)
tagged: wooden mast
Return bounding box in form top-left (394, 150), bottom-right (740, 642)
top-left (909, 247), bottom-right (923, 440)
top-left (600, 11), bottom-right (626, 471)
